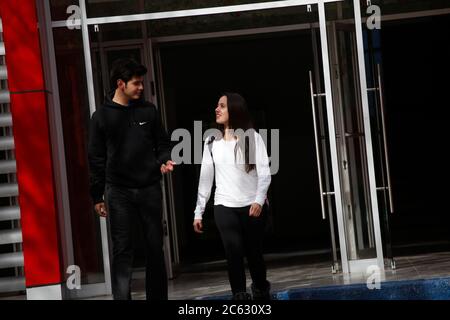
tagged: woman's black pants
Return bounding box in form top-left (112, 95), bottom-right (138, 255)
top-left (214, 204), bottom-right (270, 295)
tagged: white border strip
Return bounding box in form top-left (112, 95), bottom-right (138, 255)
top-left (27, 284), bottom-right (62, 300)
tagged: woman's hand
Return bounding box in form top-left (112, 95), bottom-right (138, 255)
top-left (193, 219), bottom-right (203, 233)
top-left (249, 203), bottom-right (262, 217)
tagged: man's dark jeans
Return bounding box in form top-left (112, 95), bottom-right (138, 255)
top-left (105, 182), bottom-right (168, 300)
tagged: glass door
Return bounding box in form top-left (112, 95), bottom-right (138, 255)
top-left (324, 0), bottom-right (385, 274)
top-left (310, 0), bottom-right (387, 275)
top-left (330, 21), bottom-right (378, 262)
top-left (78, 0), bottom-right (386, 279)
top-left (143, 3), bottom-right (324, 268)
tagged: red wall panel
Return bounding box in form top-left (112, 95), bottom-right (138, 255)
top-left (0, 0), bottom-right (62, 287)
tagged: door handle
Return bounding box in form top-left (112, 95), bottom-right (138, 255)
top-left (376, 64), bottom-right (394, 214)
top-left (309, 71), bottom-right (334, 220)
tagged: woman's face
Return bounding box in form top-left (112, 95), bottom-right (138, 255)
top-left (215, 96), bottom-right (229, 126)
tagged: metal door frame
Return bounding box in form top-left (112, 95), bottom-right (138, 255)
top-left (347, 0), bottom-right (384, 273)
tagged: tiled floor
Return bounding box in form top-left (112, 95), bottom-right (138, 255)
top-left (2, 251), bottom-right (450, 300)
top-left (136, 251), bottom-right (450, 300)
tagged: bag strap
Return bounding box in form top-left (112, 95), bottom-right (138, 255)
top-left (207, 136), bottom-right (215, 165)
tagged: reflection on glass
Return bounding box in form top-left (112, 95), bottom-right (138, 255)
top-left (89, 21), bottom-right (145, 104)
top-left (52, 28), bottom-right (105, 285)
top-left (363, 24), bottom-right (395, 261)
top-left (86, 0), bottom-right (292, 18)
top-left (147, 5), bottom-right (317, 37)
top-left (84, 2), bottom-right (320, 39)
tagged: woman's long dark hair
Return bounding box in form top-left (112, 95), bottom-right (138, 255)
top-left (209, 92), bottom-right (256, 173)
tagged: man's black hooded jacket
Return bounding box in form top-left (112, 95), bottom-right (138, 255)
top-left (88, 94), bottom-right (171, 204)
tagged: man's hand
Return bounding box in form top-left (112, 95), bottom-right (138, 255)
top-left (161, 160), bottom-right (176, 174)
top-left (193, 219), bottom-right (203, 233)
top-left (95, 202), bottom-right (107, 217)
top-left (249, 203), bottom-right (262, 217)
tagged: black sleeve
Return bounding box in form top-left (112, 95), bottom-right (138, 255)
top-left (152, 104), bottom-right (172, 166)
top-left (88, 111), bottom-right (107, 204)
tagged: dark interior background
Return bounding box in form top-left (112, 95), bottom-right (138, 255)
top-left (159, 31), bottom-right (332, 265)
top-left (380, 14), bottom-right (450, 253)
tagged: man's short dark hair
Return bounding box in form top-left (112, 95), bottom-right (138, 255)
top-left (110, 58), bottom-right (147, 90)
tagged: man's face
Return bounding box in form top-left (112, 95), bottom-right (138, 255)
top-left (118, 75), bottom-right (144, 100)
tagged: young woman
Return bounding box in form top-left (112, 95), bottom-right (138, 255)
top-left (193, 92), bottom-right (272, 300)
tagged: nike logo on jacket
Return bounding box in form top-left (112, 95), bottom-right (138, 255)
top-left (88, 94), bottom-right (171, 204)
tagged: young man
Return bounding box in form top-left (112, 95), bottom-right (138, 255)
top-left (88, 58), bottom-right (175, 300)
